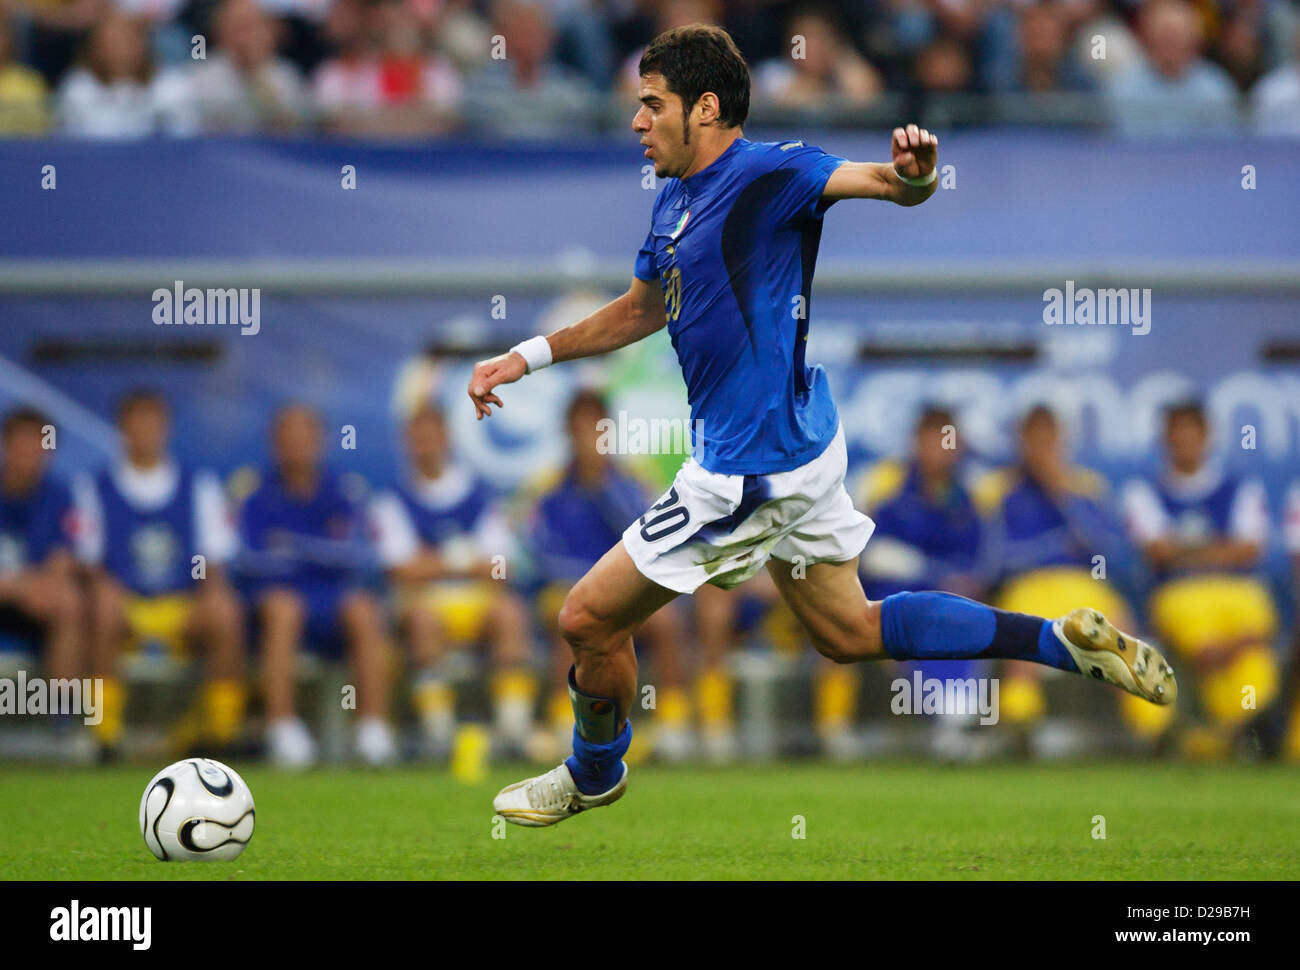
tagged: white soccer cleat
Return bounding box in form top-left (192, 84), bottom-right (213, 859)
top-left (1054, 608), bottom-right (1178, 706)
top-left (268, 717), bottom-right (318, 770)
top-left (493, 761), bottom-right (628, 827)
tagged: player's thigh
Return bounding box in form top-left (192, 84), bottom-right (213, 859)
top-left (186, 578), bottom-right (242, 638)
top-left (559, 541), bottom-right (679, 647)
top-left (338, 588), bottom-right (385, 641)
top-left (257, 585), bottom-right (307, 637)
top-left (90, 572), bottom-right (130, 628)
top-left (765, 556), bottom-right (884, 662)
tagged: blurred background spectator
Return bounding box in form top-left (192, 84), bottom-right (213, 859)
top-left (53, 10), bottom-right (195, 135)
top-left (0, 12), bottom-right (49, 132)
top-left (311, 0), bottom-right (460, 135)
top-left (0, 0), bottom-right (1293, 138)
top-left (188, 0), bottom-right (310, 132)
top-left (1104, 0), bottom-right (1240, 134)
top-left (752, 4), bottom-right (882, 114)
top-left (1252, 23), bottom-right (1300, 133)
top-left (458, 0), bottom-right (597, 137)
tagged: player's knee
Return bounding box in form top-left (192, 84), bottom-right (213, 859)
top-left (202, 583), bottom-right (243, 633)
top-left (557, 593), bottom-right (611, 654)
top-left (405, 604), bottom-right (440, 643)
top-left (47, 577), bottom-right (84, 626)
top-left (342, 592), bottom-right (386, 639)
top-left (260, 588), bottom-right (305, 629)
top-left (91, 578), bottom-right (126, 628)
top-left (492, 591), bottom-right (529, 633)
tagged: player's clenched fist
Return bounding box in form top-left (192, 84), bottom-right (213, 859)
top-left (891, 123), bottom-right (937, 180)
top-left (467, 351), bottom-right (526, 420)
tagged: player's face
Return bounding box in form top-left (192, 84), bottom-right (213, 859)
top-left (1165, 415), bottom-right (1207, 472)
top-left (407, 411), bottom-right (447, 466)
top-left (567, 404), bottom-right (607, 463)
top-left (273, 409), bottom-right (323, 471)
top-left (1, 424), bottom-right (49, 483)
top-left (120, 403), bottom-right (169, 464)
top-left (1019, 415), bottom-right (1060, 470)
top-left (634, 73), bottom-right (690, 180)
top-left (915, 423), bottom-right (958, 478)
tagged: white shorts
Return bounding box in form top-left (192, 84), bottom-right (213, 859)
top-left (622, 425), bottom-right (874, 594)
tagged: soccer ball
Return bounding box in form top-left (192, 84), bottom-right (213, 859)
top-left (139, 758), bottom-right (255, 862)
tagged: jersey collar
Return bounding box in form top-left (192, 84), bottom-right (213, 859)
top-left (681, 136), bottom-right (746, 203)
top-left (1163, 458), bottom-right (1225, 501)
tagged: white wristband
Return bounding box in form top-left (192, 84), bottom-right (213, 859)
top-left (894, 165), bottom-right (937, 187)
top-left (510, 335), bottom-right (553, 374)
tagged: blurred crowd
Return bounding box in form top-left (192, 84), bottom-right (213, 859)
top-left (0, 0), bottom-right (1298, 138)
top-left (3, 384), bottom-right (1300, 768)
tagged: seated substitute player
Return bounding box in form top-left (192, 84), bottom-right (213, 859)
top-left (0, 408), bottom-right (84, 716)
top-left (467, 24), bottom-right (1175, 826)
top-left (858, 405), bottom-right (990, 755)
top-left (691, 576), bottom-right (786, 763)
top-left (237, 404), bottom-right (396, 768)
top-left (74, 390), bottom-right (246, 756)
top-left (1122, 399), bottom-right (1278, 754)
top-left (369, 402), bottom-right (538, 759)
top-left (975, 405), bottom-right (1152, 741)
top-left (526, 389), bottom-right (692, 762)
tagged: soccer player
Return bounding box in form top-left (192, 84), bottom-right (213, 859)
top-left (0, 408), bottom-right (83, 714)
top-left (526, 389), bottom-right (692, 762)
top-left (977, 405), bottom-right (1153, 743)
top-left (370, 402), bottom-right (538, 758)
top-left (1122, 399), bottom-right (1277, 756)
top-left (858, 405), bottom-right (989, 758)
top-left (468, 24), bottom-right (1176, 826)
top-left (75, 390), bottom-right (246, 757)
top-left (237, 404), bottom-right (396, 768)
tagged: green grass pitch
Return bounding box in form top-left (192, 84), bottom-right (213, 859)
top-left (3, 762), bottom-right (1299, 880)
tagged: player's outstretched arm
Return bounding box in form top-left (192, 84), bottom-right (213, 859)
top-left (468, 276), bottom-right (665, 420)
top-left (822, 123), bottom-right (938, 207)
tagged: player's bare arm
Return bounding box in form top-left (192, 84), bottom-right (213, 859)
top-left (822, 123), bottom-right (939, 206)
top-left (467, 276), bottom-right (666, 420)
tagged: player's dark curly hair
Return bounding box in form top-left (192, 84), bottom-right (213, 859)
top-left (639, 24), bottom-right (750, 131)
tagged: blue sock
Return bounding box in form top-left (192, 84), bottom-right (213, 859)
top-left (566, 721), bottom-right (632, 795)
top-left (880, 591), bottom-right (1079, 673)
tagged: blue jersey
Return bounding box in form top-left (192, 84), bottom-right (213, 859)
top-left (860, 461), bottom-right (983, 599)
top-left (95, 466), bottom-right (197, 595)
top-left (395, 475), bottom-right (494, 548)
top-left (634, 138), bottom-right (847, 476)
top-left (237, 469), bottom-right (372, 590)
top-left (0, 472), bottom-right (75, 572)
top-left (987, 469), bottom-right (1125, 578)
top-left (530, 466), bottom-right (648, 583)
top-left (370, 466), bottom-right (509, 573)
top-left (1122, 465), bottom-right (1268, 579)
